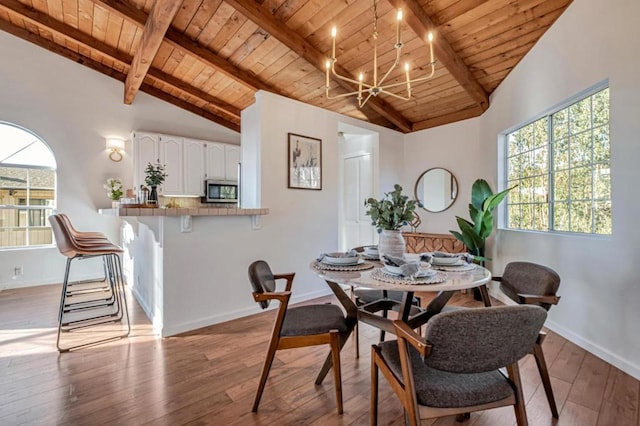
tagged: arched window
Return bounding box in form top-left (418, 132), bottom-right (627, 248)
top-left (0, 122), bottom-right (56, 248)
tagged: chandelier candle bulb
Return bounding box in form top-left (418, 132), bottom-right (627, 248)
top-left (331, 27), bottom-right (336, 59)
top-left (428, 32), bottom-right (434, 63)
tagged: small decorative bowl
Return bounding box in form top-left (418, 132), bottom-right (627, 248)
top-left (363, 245), bottom-right (378, 256)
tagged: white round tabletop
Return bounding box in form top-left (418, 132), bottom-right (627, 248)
top-left (311, 261), bottom-right (492, 293)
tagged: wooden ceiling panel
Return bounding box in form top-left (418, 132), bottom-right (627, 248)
top-left (0, 0), bottom-right (574, 133)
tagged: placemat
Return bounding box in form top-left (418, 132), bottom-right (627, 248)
top-left (431, 263), bottom-right (477, 272)
top-left (370, 268), bottom-right (447, 285)
top-left (312, 260), bottom-right (375, 272)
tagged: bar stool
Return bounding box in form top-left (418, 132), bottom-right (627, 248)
top-left (49, 214), bottom-right (130, 352)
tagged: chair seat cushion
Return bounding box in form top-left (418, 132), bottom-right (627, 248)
top-left (355, 289), bottom-right (419, 305)
top-left (378, 341), bottom-right (514, 408)
top-left (281, 304), bottom-right (348, 336)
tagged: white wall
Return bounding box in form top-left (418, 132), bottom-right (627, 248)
top-left (142, 91), bottom-right (405, 336)
top-left (404, 0), bottom-right (640, 379)
top-left (404, 117), bottom-right (485, 233)
top-left (0, 31), bottom-right (239, 290)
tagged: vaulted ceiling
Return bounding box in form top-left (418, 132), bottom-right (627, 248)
top-left (0, 0), bottom-right (573, 133)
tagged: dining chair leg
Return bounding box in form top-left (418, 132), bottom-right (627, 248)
top-left (354, 321), bottom-right (360, 358)
top-left (329, 330), bottom-right (343, 415)
top-left (252, 335), bottom-right (279, 412)
top-left (478, 284), bottom-right (492, 307)
top-left (370, 346), bottom-right (379, 426)
top-left (507, 362), bottom-right (529, 426)
top-left (315, 331), bottom-right (349, 385)
top-left (533, 342), bottom-right (559, 418)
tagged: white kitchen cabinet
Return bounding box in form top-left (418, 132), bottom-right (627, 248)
top-left (204, 142), bottom-right (225, 180)
top-left (183, 138), bottom-right (205, 196)
top-left (159, 135), bottom-right (183, 196)
top-left (133, 132), bottom-right (160, 189)
top-left (134, 132), bottom-right (239, 197)
top-left (224, 144), bottom-right (241, 181)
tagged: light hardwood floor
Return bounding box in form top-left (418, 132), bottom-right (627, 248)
top-left (0, 284), bottom-right (638, 425)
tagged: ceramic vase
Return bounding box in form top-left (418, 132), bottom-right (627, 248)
top-left (378, 229), bottom-right (406, 258)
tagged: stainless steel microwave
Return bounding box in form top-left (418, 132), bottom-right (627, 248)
top-left (205, 179), bottom-right (238, 203)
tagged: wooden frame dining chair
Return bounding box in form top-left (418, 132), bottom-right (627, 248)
top-left (248, 260), bottom-right (354, 415)
top-left (371, 305), bottom-right (547, 426)
top-left (494, 261), bottom-right (562, 418)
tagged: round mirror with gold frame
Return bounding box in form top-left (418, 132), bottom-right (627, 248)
top-left (414, 167), bottom-right (458, 213)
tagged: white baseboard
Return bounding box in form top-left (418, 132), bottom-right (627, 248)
top-left (545, 319), bottom-right (640, 381)
top-left (161, 288), bottom-right (333, 337)
top-left (1, 274), bottom-right (104, 290)
top-left (488, 282), bottom-right (640, 380)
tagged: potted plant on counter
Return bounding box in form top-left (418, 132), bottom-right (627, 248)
top-left (365, 184), bottom-right (417, 257)
top-left (144, 162), bottom-right (168, 205)
top-left (104, 178), bottom-right (123, 208)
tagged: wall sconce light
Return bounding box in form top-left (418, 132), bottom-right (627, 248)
top-left (106, 137), bottom-right (125, 162)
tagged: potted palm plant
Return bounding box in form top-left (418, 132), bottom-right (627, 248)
top-left (450, 179), bottom-right (516, 262)
top-left (365, 184), bottom-right (417, 257)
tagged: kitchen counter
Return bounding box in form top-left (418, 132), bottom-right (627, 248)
top-left (99, 206), bottom-right (269, 217)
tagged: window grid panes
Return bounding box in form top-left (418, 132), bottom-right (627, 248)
top-left (505, 87), bottom-right (610, 235)
top-left (0, 122), bottom-right (56, 248)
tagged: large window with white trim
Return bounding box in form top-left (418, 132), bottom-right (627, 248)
top-left (505, 86), bottom-right (610, 235)
top-left (0, 122), bottom-right (57, 248)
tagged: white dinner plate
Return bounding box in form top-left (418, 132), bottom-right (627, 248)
top-left (322, 258), bottom-right (364, 266)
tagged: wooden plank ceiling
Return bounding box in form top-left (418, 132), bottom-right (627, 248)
top-left (0, 0), bottom-right (573, 133)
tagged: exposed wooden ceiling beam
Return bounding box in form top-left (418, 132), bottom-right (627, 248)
top-left (412, 104), bottom-right (484, 131)
top-left (224, 0), bottom-right (413, 133)
top-left (0, 0), bottom-right (240, 122)
top-left (387, 0), bottom-right (490, 111)
top-left (123, 0), bottom-right (182, 104)
top-left (0, 13), bottom-right (240, 132)
top-left (94, 0), bottom-right (276, 93)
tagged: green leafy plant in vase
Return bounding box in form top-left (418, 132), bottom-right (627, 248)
top-left (450, 179), bottom-right (516, 263)
top-left (365, 184), bottom-right (417, 257)
top-left (144, 162), bottom-right (168, 204)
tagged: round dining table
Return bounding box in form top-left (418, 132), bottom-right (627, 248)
top-left (310, 259), bottom-right (493, 335)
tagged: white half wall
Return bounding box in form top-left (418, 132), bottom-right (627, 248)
top-left (404, 0), bottom-right (640, 379)
top-left (0, 30), bottom-right (239, 290)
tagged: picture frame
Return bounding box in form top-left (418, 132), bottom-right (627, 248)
top-left (288, 133), bottom-right (322, 190)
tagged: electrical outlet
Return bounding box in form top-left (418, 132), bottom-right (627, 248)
top-left (14, 266), bottom-right (23, 276)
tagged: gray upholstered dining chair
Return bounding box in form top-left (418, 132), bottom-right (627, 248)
top-left (248, 260), bottom-right (355, 415)
top-left (371, 305), bottom-right (547, 426)
top-left (493, 261), bottom-right (561, 418)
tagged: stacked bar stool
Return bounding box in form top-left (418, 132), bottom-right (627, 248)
top-left (49, 214), bottom-right (130, 352)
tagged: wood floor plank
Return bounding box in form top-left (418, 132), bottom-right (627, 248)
top-left (0, 284), bottom-right (636, 425)
top-left (550, 339), bottom-right (588, 383)
top-left (597, 368), bottom-right (640, 426)
top-left (567, 353), bottom-right (611, 411)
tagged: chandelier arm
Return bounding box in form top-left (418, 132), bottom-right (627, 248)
top-left (325, 89), bottom-right (362, 100)
top-left (330, 64), bottom-right (374, 88)
top-left (359, 92), bottom-right (375, 108)
top-left (376, 47), bottom-right (402, 88)
top-left (379, 64), bottom-right (436, 91)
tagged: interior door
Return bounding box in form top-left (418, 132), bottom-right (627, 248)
top-left (343, 153), bottom-right (374, 250)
